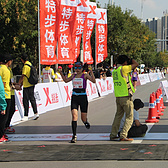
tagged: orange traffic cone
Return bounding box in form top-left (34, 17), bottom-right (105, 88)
top-left (145, 94), bottom-right (159, 123)
top-left (159, 88), bottom-right (166, 109)
top-left (152, 92), bottom-right (160, 119)
top-left (156, 91), bottom-right (164, 116)
top-left (157, 89), bottom-right (164, 112)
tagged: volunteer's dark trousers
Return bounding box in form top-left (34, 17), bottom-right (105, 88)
top-left (5, 95), bottom-right (15, 128)
top-left (127, 124), bottom-right (148, 137)
top-left (0, 99), bottom-right (11, 138)
top-left (23, 86), bottom-right (38, 116)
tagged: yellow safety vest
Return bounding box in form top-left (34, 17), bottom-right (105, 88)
top-left (112, 66), bottom-right (135, 97)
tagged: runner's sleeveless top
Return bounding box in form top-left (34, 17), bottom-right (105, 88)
top-left (72, 74), bottom-right (87, 95)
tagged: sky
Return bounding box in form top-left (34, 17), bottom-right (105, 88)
top-left (98, 0), bottom-right (168, 21)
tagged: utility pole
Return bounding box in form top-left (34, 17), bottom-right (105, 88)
top-left (141, 0), bottom-right (144, 20)
top-left (111, 0), bottom-right (114, 5)
top-left (38, 0), bottom-right (41, 83)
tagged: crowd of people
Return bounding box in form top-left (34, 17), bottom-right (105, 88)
top-left (1, 53), bottom-right (166, 143)
top-left (40, 61), bottom-right (167, 87)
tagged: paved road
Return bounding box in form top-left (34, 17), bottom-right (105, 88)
top-left (1, 77), bottom-right (168, 167)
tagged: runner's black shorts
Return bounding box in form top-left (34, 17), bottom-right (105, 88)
top-left (71, 95), bottom-right (88, 113)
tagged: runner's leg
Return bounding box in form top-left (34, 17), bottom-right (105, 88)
top-left (80, 95), bottom-right (90, 129)
top-left (71, 109), bottom-right (78, 143)
top-left (71, 109), bottom-right (78, 136)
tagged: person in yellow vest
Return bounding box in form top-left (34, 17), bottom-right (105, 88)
top-left (5, 66), bottom-right (16, 133)
top-left (41, 65), bottom-right (55, 83)
top-left (18, 54), bottom-right (39, 121)
top-left (55, 66), bottom-right (63, 82)
top-left (0, 54), bottom-right (13, 142)
top-left (110, 55), bottom-right (139, 141)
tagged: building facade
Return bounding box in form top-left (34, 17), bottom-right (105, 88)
top-left (145, 13), bottom-right (168, 52)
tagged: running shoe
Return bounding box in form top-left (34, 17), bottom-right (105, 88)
top-left (84, 121), bottom-right (90, 129)
top-left (22, 116), bottom-right (28, 121)
top-left (33, 113), bottom-right (39, 120)
top-left (70, 135), bottom-right (77, 143)
top-left (0, 136), bottom-right (9, 142)
top-left (5, 127), bottom-right (15, 133)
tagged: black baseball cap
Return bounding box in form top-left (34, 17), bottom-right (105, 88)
top-left (134, 99), bottom-right (144, 110)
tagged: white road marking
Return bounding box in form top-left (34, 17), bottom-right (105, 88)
top-left (6, 132), bottom-right (168, 142)
top-left (131, 140), bottom-right (143, 144)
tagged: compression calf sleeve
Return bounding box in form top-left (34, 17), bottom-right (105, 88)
top-left (72, 121), bottom-right (77, 136)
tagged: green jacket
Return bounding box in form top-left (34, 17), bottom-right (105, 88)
top-left (113, 66), bottom-right (135, 97)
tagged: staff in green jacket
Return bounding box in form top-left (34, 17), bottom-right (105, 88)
top-left (110, 55), bottom-right (139, 141)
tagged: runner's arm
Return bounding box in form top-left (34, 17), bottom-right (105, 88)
top-left (18, 74), bottom-right (24, 86)
top-left (59, 71), bottom-right (74, 83)
top-left (85, 69), bottom-right (96, 83)
top-left (131, 59), bottom-right (139, 70)
top-left (135, 120), bottom-right (141, 127)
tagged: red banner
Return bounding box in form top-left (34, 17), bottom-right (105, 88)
top-left (57, 0), bottom-right (77, 64)
top-left (40, 0), bottom-right (58, 65)
top-left (72, 1), bottom-right (89, 62)
top-left (96, 8), bottom-right (107, 65)
top-left (83, 2), bottom-right (96, 64)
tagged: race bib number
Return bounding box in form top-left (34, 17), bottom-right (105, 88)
top-left (73, 78), bottom-right (83, 88)
top-left (45, 74), bottom-right (49, 79)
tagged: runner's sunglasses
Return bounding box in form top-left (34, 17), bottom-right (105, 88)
top-left (74, 66), bottom-right (82, 70)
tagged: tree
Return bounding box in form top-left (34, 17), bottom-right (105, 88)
top-left (106, 4), bottom-right (157, 66)
top-left (0, 0), bottom-right (19, 55)
top-left (15, 0), bottom-right (38, 66)
top-left (0, 0), bottom-right (38, 67)
top-left (160, 51), bottom-right (168, 67)
top-left (154, 52), bottom-right (168, 68)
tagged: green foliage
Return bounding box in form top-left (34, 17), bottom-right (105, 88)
top-left (106, 4), bottom-right (158, 67)
top-left (0, 0), bottom-right (19, 55)
top-left (0, 0), bottom-right (38, 66)
top-left (155, 52), bottom-right (168, 67)
top-left (15, 0), bottom-right (38, 65)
